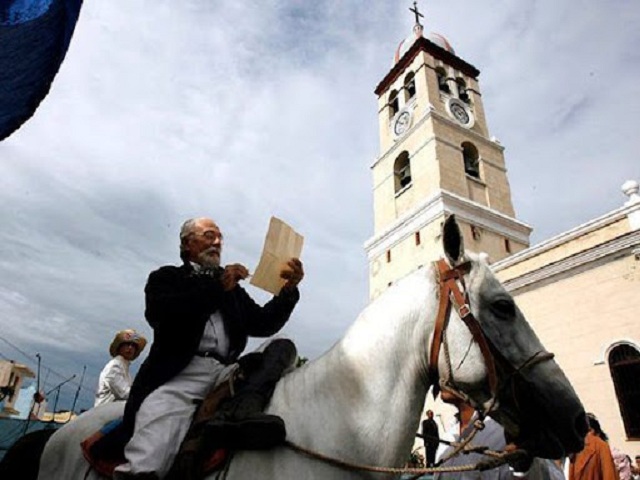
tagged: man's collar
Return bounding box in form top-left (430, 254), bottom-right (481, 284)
top-left (187, 261), bottom-right (221, 278)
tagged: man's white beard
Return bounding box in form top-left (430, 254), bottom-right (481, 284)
top-left (196, 248), bottom-right (220, 270)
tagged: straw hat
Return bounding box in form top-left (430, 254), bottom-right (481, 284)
top-left (109, 329), bottom-right (147, 359)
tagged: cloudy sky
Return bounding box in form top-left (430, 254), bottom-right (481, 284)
top-left (0, 0), bottom-right (638, 411)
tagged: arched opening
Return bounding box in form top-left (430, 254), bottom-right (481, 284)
top-left (389, 89), bottom-right (399, 118)
top-left (608, 344), bottom-right (640, 438)
top-left (456, 77), bottom-right (470, 103)
top-left (404, 72), bottom-right (416, 101)
top-left (394, 151), bottom-right (412, 192)
top-left (462, 142), bottom-right (480, 178)
top-left (436, 67), bottom-right (450, 94)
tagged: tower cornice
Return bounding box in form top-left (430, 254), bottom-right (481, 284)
top-left (374, 37), bottom-right (480, 96)
top-left (364, 189), bottom-right (532, 260)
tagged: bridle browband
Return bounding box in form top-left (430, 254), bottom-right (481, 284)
top-left (429, 259), bottom-right (498, 405)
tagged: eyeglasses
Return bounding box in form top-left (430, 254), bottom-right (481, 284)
top-left (194, 230), bottom-right (224, 243)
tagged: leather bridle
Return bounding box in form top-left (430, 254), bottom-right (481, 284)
top-left (428, 258), bottom-right (498, 408)
top-left (428, 258), bottom-right (555, 415)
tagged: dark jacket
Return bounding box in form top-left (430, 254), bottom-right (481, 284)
top-left (422, 418), bottom-right (439, 447)
top-left (121, 262), bottom-right (299, 438)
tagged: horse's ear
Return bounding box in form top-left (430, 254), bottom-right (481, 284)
top-left (443, 215), bottom-right (465, 265)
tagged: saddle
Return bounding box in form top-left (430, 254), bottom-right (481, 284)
top-left (82, 341), bottom-right (297, 480)
top-left (81, 377), bottom-right (234, 479)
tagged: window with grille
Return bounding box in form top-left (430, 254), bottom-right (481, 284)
top-left (609, 344), bottom-right (640, 439)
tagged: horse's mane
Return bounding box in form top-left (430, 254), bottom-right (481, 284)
top-left (353, 264), bottom-right (436, 331)
top-left (275, 263), bottom-right (441, 397)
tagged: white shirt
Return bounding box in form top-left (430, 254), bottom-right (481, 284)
top-left (94, 355), bottom-right (132, 407)
top-left (197, 310), bottom-right (229, 357)
top-left (191, 262), bottom-right (229, 358)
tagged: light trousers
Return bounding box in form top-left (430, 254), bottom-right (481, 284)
top-left (113, 356), bottom-right (235, 479)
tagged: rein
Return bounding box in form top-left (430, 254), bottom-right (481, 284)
top-left (284, 439), bottom-right (505, 476)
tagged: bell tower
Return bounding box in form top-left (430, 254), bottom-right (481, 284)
top-left (365, 2), bottom-right (532, 299)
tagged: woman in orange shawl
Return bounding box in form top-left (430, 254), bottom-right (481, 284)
top-left (569, 413), bottom-right (619, 480)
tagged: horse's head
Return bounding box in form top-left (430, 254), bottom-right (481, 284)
top-left (432, 215), bottom-right (587, 459)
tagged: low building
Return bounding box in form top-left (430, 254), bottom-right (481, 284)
top-left (493, 180), bottom-right (640, 456)
top-left (0, 360), bottom-right (35, 417)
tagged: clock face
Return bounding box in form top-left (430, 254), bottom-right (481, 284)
top-left (393, 110), bottom-right (412, 136)
top-left (451, 103), bottom-right (469, 124)
top-left (446, 98), bottom-right (474, 128)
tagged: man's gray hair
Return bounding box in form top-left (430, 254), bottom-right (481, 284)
top-left (179, 218), bottom-right (200, 258)
top-left (180, 219), bottom-right (199, 243)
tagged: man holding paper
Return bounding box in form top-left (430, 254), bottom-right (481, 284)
top-left (112, 217), bottom-right (303, 479)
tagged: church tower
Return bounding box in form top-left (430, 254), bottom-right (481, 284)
top-left (365, 3), bottom-right (532, 299)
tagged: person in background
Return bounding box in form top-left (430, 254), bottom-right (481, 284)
top-left (611, 446), bottom-right (632, 480)
top-left (95, 329), bottom-right (147, 407)
top-left (631, 455), bottom-right (640, 480)
top-left (434, 387), bottom-right (564, 480)
top-left (569, 413), bottom-right (618, 480)
top-left (422, 409), bottom-right (440, 467)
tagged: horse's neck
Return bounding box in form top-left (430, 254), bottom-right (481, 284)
top-left (270, 270), bottom-right (437, 467)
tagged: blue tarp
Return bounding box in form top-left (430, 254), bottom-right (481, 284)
top-left (0, 0), bottom-right (83, 140)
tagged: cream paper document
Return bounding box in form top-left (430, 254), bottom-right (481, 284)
top-left (250, 217), bottom-right (304, 295)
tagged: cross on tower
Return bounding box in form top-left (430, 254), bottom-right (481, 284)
top-left (409, 1), bottom-right (424, 25)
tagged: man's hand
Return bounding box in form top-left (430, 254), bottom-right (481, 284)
top-left (280, 258), bottom-right (304, 291)
top-left (221, 264), bottom-right (250, 292)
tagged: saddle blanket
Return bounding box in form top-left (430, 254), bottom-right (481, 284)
top-left (80, 418), bottom-right (228, 478)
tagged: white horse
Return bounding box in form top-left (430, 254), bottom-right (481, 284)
top-left (27, 216), bottom-right (586, 479)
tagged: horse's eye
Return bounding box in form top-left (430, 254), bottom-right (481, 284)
top-left (492, 299), bottom-right (516, 318)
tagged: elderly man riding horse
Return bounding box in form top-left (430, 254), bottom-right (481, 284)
top-left (95, 217), bottom-right (304, 479)
top-left (23, 215), bottom-right (587, 480)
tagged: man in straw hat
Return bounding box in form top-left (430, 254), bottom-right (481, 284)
top-left (105, 217), bottom-right (303, 479)
top-left (95, 329), bottom-right (147, 407)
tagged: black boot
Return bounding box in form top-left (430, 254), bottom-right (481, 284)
top-left (204, 339), bottom-right (297, 451)
top-left (204, 392), bottom-right (286, 450)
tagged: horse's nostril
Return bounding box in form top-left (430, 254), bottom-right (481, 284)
top-left (575, 411), bottom-right (588, 438)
